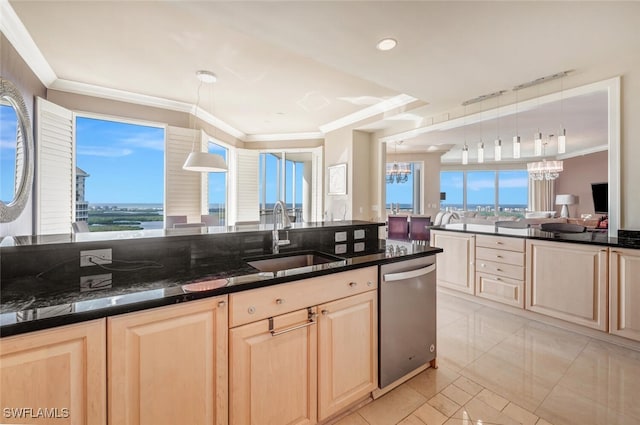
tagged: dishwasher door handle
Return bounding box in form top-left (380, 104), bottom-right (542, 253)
top-left (384, 264), bottom-right (436, 282)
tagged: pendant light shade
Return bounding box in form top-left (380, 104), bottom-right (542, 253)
top-left (462, 144), bottom-right (469, 165)
top-left (183, 70), bottom-right (228, 173)
top-left (534, 131), bottom-right (543, 156)
top-left (494, 139), bottom-right (502, 161)
top-left (558, 128), bottom-right (566, 154)
top-left (513, 136), bottom-right (521, 159)
top-left (477, 142), bottom-right (484, 163)
top-left (183, 151), bottom-right (227, 172)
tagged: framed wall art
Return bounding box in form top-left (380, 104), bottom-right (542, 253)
top-left (327, 163), bottom-right (347, 195)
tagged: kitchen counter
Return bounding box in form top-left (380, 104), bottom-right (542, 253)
top-left (0, 239), bottom-right (441, 337)
top-left (436, 223), bottom-right (640, 249)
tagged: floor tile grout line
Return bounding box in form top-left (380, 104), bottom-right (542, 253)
top-left (532, 333), bottom-right (594, 415)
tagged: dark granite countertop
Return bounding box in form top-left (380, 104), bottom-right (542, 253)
top-left (0, 240), bottom-right (441, 337)
top-left (434, 223), bottom-right (640, 249)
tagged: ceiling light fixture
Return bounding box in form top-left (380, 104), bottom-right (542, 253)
top-left (386, 141), bottom-right (411, 184)
top-left (462, 144), bottom-right (469, 165)
top-left (376, 38), bottom-right (397, 51)
top-left (527, 134), bottom-right (563, 180)
top-left (183, 70), bottom-right (227, 173)
top-left (534, 130), bottom-right (543, 156)
top-left (477, 142), bottom-right (484, 163)
top-left (557, 74), bottom-right (567, 154)
top-left (494, 96), bottom-right (502, 161)
top-left (513, 89), bottom-right (521, 159)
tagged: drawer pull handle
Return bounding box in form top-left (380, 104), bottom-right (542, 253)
top-left (275, 298), bottom-right (285, 305)
top-left (248, 306), bottom-right (256, 314)
top-left (496, 268), bottom-right (503, 272)
top-left (480, 263), bottom-right (486, 268)
top-left (367, 281), bottom-right (373, 286)
top-left (217, 300), bottom-right (226, 308)
top-left (496, 277), bottom-right (502, 281)
top-left (349, 281), bottom-right (358, 287)
top-left (269, 308), bottom-right (316, 337)
top-left (322, 309), bottom-right (330, 316)
top-left (496, 255), bottom-right (503, 259)
top-left (496, 241), bottom-right (503, 245)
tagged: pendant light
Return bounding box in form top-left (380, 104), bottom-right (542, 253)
top-left (513, 89), bottom-right (521, 159)
top-left (461, 104), bottom-right (468, 165)
top-left (183, 70), bottom-right (228, 173)
top-left (477, 142), bottom-right (484, 163)
top-left (534, 130), bottom-right (543, 156)
top-left (494, 96), bottom-right (502, 161)
top-left (557, 74), bottom-right (567, 154)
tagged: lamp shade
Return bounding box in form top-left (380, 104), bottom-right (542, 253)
top-left (183, 152), bottom-right (227, 172)
top-left (555, 194), bottom-right (578, 206)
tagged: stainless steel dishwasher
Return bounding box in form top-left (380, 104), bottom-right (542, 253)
top-left (379, 255), bottom-right (437, 389)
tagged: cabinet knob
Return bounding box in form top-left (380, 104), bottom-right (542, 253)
top-left (248, 306), bottom-right (256, 314)
top-left (496, 268), bottom-right (503, 272)
top-left (349, 281), bottom-right (357, 287)
top-left (322, 309), bottom-right (330, 316)
top-left (367, 281), bottom-right (373, 286)
top-left (496, 241), bottom-right (503, 245)
top-left (275, 298), bottom-right (285, 305)
top-left (217, 300), bottom-right (226, 308)
top-left (496, 255), bottom-right (503, 259)
top-left (480, 263), bottom-right (486, 268)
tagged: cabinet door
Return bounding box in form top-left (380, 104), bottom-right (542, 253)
top-left (108, 297), bottom-right (228, 425)
top-left (526, 240), bottom-right (608, 331)
top-left (431, 230), bottom-right (475, 294)
top-left (317, 291), bottom-right (377, 421)
top-left (230, 308), bottom-right (317, 425)
top-left (610, 248), bottom-right (640, 341)
top-left (0, 319), bottom-right (106, 425)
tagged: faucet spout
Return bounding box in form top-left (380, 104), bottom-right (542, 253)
top-left (272, 200), bottom-right (291, 253)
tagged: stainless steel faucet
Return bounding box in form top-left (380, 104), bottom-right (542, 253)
top-left (272, 200), bottom-right (291, 254)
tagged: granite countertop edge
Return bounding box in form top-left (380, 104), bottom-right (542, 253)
top-left (0, 244), bottom-right (442, 338)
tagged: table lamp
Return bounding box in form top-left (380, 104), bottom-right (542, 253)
top-left (556, 194), bottom-right (578, 218)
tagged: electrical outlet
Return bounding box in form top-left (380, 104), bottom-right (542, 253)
top-left (80, 249), bottom-right (112, 267)
top-left (80, 273), bottom-right (112, 291)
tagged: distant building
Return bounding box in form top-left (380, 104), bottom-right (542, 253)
top-left (75, 167), bottom-right (90, 222)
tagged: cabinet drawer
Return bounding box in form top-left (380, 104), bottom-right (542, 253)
top-left (229, 266), bottom-right (378, 327)
top-left (476, 259), bottom-right (524, 280)
top-left (476, 246), bottom-right (524, 266)
top-left (476, 234), bottom-right (524, 252)
top-left (476, 272), bottom-right (524, 308)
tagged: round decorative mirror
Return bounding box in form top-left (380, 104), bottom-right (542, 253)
top-left (0, 77), bottom-right (34, 222)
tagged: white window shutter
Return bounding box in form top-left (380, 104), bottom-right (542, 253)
top-left (311, 147), bottom-right (324, 221)
top-left (228, 148), bottom-right (259, 225)
top-left (35, 97), bottom-right (74, 235)
top-left (165, 126), bottom-right (205, 224)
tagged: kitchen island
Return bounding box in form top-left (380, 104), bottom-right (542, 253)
top-left (0, 222), bottom-right (441, 425)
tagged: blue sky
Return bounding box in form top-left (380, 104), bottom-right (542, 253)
top-left (1, 104), bottom-right (18, 203)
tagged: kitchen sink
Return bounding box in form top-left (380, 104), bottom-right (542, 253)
top-left (245, 251), bottom-right (346, 274)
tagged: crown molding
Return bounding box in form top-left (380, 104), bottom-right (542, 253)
top-left (0, 0), bottom-right (56, 86)
top-left (556, 144), bottom-right (608, 160)
top-left (194, 106), bottom-right (246, 140)
top-left (244, 132), bottom-right (324, 142)
top-left (319, 94), bottom-right (418, 134)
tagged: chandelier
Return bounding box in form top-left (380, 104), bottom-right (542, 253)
top-left (386, 162), bottom-right (411, 184)
top-left (527, 159), bottom-right (564, 180)
top-left (527, 134), bottom-right (563, 180)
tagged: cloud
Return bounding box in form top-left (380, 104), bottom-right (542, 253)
top-left (0, 139), bottom-right (17, 150)
top-left (120, 133), bottom-right (164, 151)
top-left (77, 146), bottom-right (134, 157)
top-left (499, 177), bottom-right (529, 188)
top-left (467, 179), bottom-right (495, 191)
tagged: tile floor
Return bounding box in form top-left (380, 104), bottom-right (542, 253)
top-left (337, 291), bottom-right (640, 425)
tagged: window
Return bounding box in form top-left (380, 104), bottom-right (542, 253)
top-left (440, 169), bottom-right (528, 217)
top-left (0, 103), bottom-right (18, 203)
top-left (259, 152), bottom-right (305, 223)
top-left (498, 170), bottom-right (528, 218)
top-left (467, 171), bottom-right (496, 215)
top-left (440, 171), bottom-right (463, 211)
top-left (75, 116), bottom-right (164, 231)
top-left (207, 141), bottom-right (228, 225)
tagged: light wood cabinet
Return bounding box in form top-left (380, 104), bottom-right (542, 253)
top-left (108, 296), bottom-right (228, 425)
top-left (526, 240), bottom-right (608, 331)
top-left (610, 248), bottom-right (640, 341)
top-left (229, 308), bottom-right (318, 425)
top-left (430, 230), bottom-right (475, 294)
top-left (476, 235), bottom-right (525, 308)
top-left (317, 291), bottom-right (377, 421)
top-left (0, 319), bottom-right (106, 425)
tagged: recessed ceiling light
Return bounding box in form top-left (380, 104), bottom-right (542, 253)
top-left (376, 38), bottom-right (397, 51)
top-left (196, 70), bottom-right (217, 84)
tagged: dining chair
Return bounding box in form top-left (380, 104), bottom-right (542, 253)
top-left (409, 216), bottom-right (431, 244)
top-left (165, 215), bottom-right (187, 229)
top-left (387, 215), bottom-right (409, 240)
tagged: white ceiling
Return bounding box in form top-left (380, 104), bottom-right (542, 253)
top-left (6, 1), bottom-right (640, 154)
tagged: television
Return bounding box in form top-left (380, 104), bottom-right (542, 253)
top-left (591, 182), bottom-right (608, 214)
